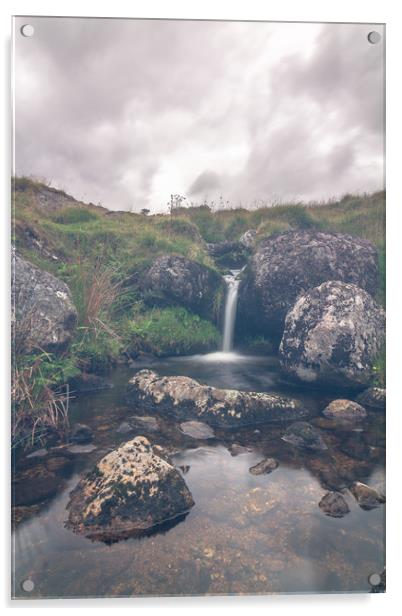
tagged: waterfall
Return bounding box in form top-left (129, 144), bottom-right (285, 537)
top-left (222, 270), bottom-right (241, 352)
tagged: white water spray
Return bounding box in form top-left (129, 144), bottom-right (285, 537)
top-left (222, 270), bottom-right (241, 352)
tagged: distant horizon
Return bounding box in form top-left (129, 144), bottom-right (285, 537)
top-left (13, 174), bottom-right (385, 215)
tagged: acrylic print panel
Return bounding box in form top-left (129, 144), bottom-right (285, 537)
top-left (12, 16), bottom-right (385, 598)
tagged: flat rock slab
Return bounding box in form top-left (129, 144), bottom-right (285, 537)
top-left (127, 370), bottom-right (309, 428)
top-left (179, 421), bottom-right (215, 439)
top-left (66, 444), bottom-right (97, 454)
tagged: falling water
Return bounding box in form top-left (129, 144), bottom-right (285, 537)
top-left (222, 270), bottom-right (241, 352)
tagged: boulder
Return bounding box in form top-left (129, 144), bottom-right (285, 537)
top-left (279, 281), bottom-right (385, 389)
top-left (318, 491), bottom-right (350, 518)
top-left (349, 481), bottom-right (385, 510)
top-left (66, 436), bottom-right (194, 541)
top-left (239, 229), bottom-right (257, 250)
top-left (237, 230), bottom-right (379, 336)
top-left (323, 399), bottom-right (367, 422)
top-left (356, 387), bottom-right (386, 411)
top-left (127, 369), bottom-right (309, 428)
top-left (281, 421), bottom-right (328, 451)
top-left (12, 248), bottom-right (77, 353)
top-left (145, 255), bottom-right (225, 320)
top-left (249, 457), bottom-right (278, 475)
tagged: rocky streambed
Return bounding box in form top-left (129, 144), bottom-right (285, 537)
top-left (12, 355), bottom-right (385, 597)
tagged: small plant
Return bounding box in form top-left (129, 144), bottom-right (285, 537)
top-left (11, 352), bottom-right (79, 449)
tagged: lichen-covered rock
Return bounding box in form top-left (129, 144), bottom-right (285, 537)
top-left (127, 370), bottom-right (309, 428)
top-left (66, 436), bottom-right (194, 541)
top-left (12, 248), bottom-right (77, 353)
top-left (237, 230), bottom-right (379, 336)
top-left (323, 399), bottom-right (367, 422)
top-left (349, 481), bottom-right (385, 510)
top-left (356, 387), bottom-right (386, 411)
top-left (279, 281), bottom-right (385, 389)
top-left (282, 421), bottom-right (328, 451)
top-left (145, 254), bottom-right (225, 320)
top-left (239, 229), bottom-right (257, 250)
top-left (318, 491), bottom-right (350, 518)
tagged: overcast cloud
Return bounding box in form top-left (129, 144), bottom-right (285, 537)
top-left (14, 18), bottom-right (385, 211)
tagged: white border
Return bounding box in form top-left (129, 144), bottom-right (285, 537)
top-left (2, 1), bottom-right (402, 613)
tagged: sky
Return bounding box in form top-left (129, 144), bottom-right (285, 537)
top-left (14, 17), bottom-right (385, 212)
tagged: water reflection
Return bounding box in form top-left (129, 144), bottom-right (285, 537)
top-left (12, 356), bottom-right (385, 597)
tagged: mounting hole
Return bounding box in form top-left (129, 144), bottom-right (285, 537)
top-left (21, 579), bottom-right (34, 592)
top-left (368, 572), bottom-right (381, 586)
top-left (20, 24), bottom-right (35, 38)
top-left (367, 31), bottom-right (381, 45)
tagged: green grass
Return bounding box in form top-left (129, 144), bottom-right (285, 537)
top-left (123, 306), bottom-right (221, 357)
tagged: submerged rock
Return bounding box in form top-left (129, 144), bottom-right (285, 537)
top-left (12, 248), bottom-right (77, 353)
top-left (144, 254), bottom-right (225, 320)
top-left (67, 444), bottom-right (97, 454)
top-left (229, 443), bottom-right (253, 456)
top-left (356, 387), bottom-right (386, 411)
top-left (70, 423), bottom-right (94, 444)
top-left (127, 369), bottom-right (309, 428)
top-left (282, 421), bottom-right (328, 451)
top-left (318, 491), bottom-right (350, 518)
top-left (323, 400), bottom-right (367, 422)
top-left (237, 230), bottom-right (379, 337)
top-left (179, 421), bottom-right (215, 439)
top-left (129, 415), bottom-right (159, 432)
top-left (116, 421), bottom-right (133, 434)
top-left (349, 481), bottom-right (385, 510)
top-left (279, 281), bottom-right (385, 389)
top-left (12, 465), bottom-right (63, 506)
top-left (66, 436), bottom-right (194, 541)
top-left (69, 373), bottom-right (112, 394)
top-left (249, 457), bottom-right (278, 475)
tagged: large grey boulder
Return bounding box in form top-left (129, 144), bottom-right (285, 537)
top-left (237, 230), bottom-right (379, 336)
top-left (12, 249), bottom-right (77, 353)
top-left (66, 436), bottom-right (194, 541)
top-left (126, 369), bottom-right (308, 428)
top-left (145, 254), bottom-right (225, 320)
top-left (279, 281), bottom-right (385, 389)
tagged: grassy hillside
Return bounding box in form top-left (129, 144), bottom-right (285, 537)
top-left (12, 178), bottom-right (385, 447)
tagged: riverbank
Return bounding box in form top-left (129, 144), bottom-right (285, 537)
top-left (12, 178), bottom-right (385, 451)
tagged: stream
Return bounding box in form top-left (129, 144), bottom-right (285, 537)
top-left (12, 271), bottom-right (385, 598)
